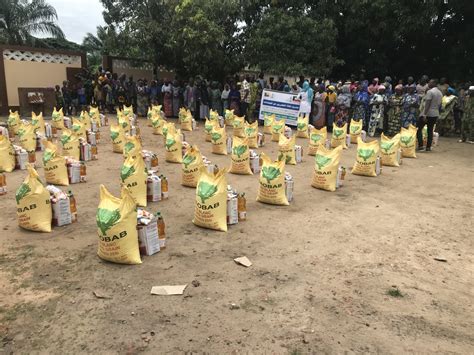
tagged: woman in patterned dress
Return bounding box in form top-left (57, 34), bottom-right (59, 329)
top-left (368, 85), bottom-right (388, 137)
top-left (385, 84), bottom-right (404, 136)
top-left (401, 84), bottom-right (419, 128)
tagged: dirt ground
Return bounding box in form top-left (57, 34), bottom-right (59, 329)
top-left (0, 115), bottom-right (473, 354)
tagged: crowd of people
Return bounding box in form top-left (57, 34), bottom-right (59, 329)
top-left (54, 68), bottom-right (474, 149)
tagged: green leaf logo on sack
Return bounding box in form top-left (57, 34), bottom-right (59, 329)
top-left (204, 123), bottom-right (213, 133)
top-left (315, 154), bottom-right (332, 169)
top-left (350, 125), bottom-right (360, 133)
top-left (120, 165), bottom-right (136, 181)
top-left (15, 183), bottom-right (31, 203)
top-left (381, 141), bottom-right (395, 153)
top-left (211, 132), bottom-right (222, 143)
top-left (110, 131), bottom-right (119, 141)
top-left (233, 145), bottom-right (247, 158)
top-left (272, 124), bottom-right (283, 133)
top-left (226, 112), bottom-right (233, 120)
top-left (245, 127), bottom-right (256, 136)
top-left (147, 111), bottom-right (152, 119)
top-left (180, 115), bottom-right (189, 123)
top-left (311, 134), bottom-right (322, 143)
top-left (52, 112), bottom-right (59, 120)
top-left (43, 150), bottom-right (54, 164)
top-left (262, 166), bottom-right (281, 184)
top-left (121, 121), bottom-right (128, 129)
top-left (277, 152), bottom-right (291, 164)
top-left (182, 154), bottom-right (196, 168)
top-left (264, 117), bottom-right (271, 126)
top-left (152, 119), bottom-right (161, 128)
top-left (233, 121), bottom-right (242, 128)
top-left (297, 122), bottom-right (307, 131)
top-left (124, 142), bottom-right (135, 154)
top-left (197, 181), bottom-right (218, 203)
top-left (8, 116), bottom-right (16, 126)
top-left (60, 134), bottom-right (71, 145)
top-left (96, 208), bottom-right (121, 235)
top-left (358, 149), bottom-right (375, 161)
top-left (165, 137), bottom-right (176, 150)
top-left (31, 118), bottom-right (39, 127)
top-left (17, 128), bottom-right (26, 138)
top-left (333, 129), bottom-right (343, 138)
top-left (401, 136), bottom-right (413, 146)
top-left (72, 124), bottom-right (81, 132)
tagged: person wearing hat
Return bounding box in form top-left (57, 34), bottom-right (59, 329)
top-left (437, 86), bottom-right (458, 136)
top-left (368, 85), bottom-right (388, 136)
top-left (325, 85), bottom-right (337, 132)
top-left (459, 86), bottom-right (474, 143)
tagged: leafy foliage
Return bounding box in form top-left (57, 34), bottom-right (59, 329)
top-left (120, 165), bottom-right (135, 181)
top-left (96, 208), bottom-right (121, 235)
top-left (197, 181), bottom-right (218, 204)
top-left (15, 183), bottom-right (31, 203)
top-left (262, 166), bottom-right (281, 184)
top-left (315, 155), bottom-right (332, 170)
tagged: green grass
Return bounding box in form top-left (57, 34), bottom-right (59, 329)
top-left (387, 287), bottom-right (404, 298)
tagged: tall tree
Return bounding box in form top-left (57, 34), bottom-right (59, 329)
top-left (0, 0), bottom-right (64, 45)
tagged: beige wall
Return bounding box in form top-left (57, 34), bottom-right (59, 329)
top-left (113, 67), bottom-right (155, 82)
top-left (4, 60), bottom-right (82, 106)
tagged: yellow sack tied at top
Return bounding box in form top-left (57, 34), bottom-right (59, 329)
top-left (296, 115), bottom-right (309, 138)
top-left (278, 134), bottom-right (296, 165)
top-left (16, 164), bottom-right (52, 232)
top-left (152, 105), bottom-right (162, 116)
top-left (257, 153), bottom-right (288, 206)
top-left (380, 133), bottom-right (402, 167)
top-left (0, 135), bottom-right (15, 172)
top-left (31, 112), bottom-right (45, 135)
top-left (146, 106), bottom-right (153, 126)
top-left (179, 108), bottom-right (193, 131)
top-left (150, 113), bottom-right (165, 135)
top-left (230, 136), bottom-right (252, 175)
top-left (43, 140), bottom-right (68, 186)
top-left (271, 118), bottom-right (285, 142)
top-left (17, 122), bottom-right (37, 152)
top-left (8, 109), bottom-right (20, 135)
top-left (60, 128), bottom-right (80, 160)
top-left (162, 121), bottom-right (176, 139)
top-left (118, 112), bottom-right (131, 135)
top-left (263, 114), bottom-right (275, 134)
top-left (89, 106), bottom-right (101, 127)
top-left (308, 126), bottom-right (327, 156)
top-left (51, 107), bottom-right (65, 130)
top-left (400, 124), bottom-right (417, 158)
top-left (349, 119), bottom-right (363, 143)
top-left (79, 111), bottom-right (92, 132)
top-left (311, 145), bottom-right (343, 192)
top-left (244, 121), bottom-right (258, 148)
top-left (193, 167), bottom-right (228, 232)
top-left (123, 135), bottom-right (142, 158)
top-left (331, 123), bottom-right (348, 149)
top-left (97, 185), bottom-right (141, 265)
top-left (123, 105), bottom-right (134, 117)
top-left (224, 109), bottom-right (234, 126)
top-left (211, 125), bottom-right (227, 155)
top-left (233, 115), bottom-right (245, 138)
top-left (209, 109), bottom-right (220, 121)
top-left (182, 145), bottom-right (204, 187)
top-left (72, 118), bottom-right (86, 139)
top-left (165, 128), bottom-right (183, 163)
top-left (204, 118), bottom-right (219, 142)
top-left (352, 138), bottom-right (380, 177)
top-left (110, 123), bottom-right (125, 153)
top-left (121, 154), bottom-right (147, 207)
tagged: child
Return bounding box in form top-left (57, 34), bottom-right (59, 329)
top-left (55, 85), bottom-right (64, 110)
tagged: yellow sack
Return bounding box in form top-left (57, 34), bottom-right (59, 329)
top-left (110, 123), bottom-right (125, 153)
top-left (230, 136), bottom-right (252, 175)
top-left (209, 109), bottom-right (220, 121)
top-left (278, 134), bottom-right (296, 165)
top-left (211, 125), bottom-right (227, 155)
top-left (123, 135), bottom-right (142, 158)
top-left (311, 145), bottom-right (343, 192)
top-left (352, 138), bottom-right (380, 177)
top-left (162, 121), bottom-right (176, 139)
top-left (123, 105), bottom-right (134, 117)
top-left (204, 118), bottom-right (218, 142)
top-left (17, 122), bottom-right (37, 152)
top-left (308, 126), bottom-right (327, 156)
top-left (31, 112), bottom-right (45, 135)
top-left (257, 153), bottom-right (288, 205)
top-left (80, 111), bottom-right (92, 132)
top-left (179, 108), bottom-right (193, 131)
top-left (271, 118), bottom-right (285, 142)
top-left (150, 114), bottom-right (164, 135)
top-left (60, 128), bottom-right (80, 159)
top-left (400, 125), bottom-right (417, 158)
top-left (165, 129), bottom-right (183, 163)
top-left (224, 109), bottom-right (234, 126)
top-left (7, 109), bottom-right (20, 135)
top-left (349, 119), bottom-right (363, 143)
top-left (118, 112), bottom-right (131, 134)
top-left (182, 145), bottom-right (204, 187)
top-left (380, 133), bottom-right (401, 167)
top-left (42, 140), bottom-right (68, 186)
top-left (296, 115), bottom-right (309, 138)
top-left (146, 107), bottom-right (153, 126)
top-left (263, 114), bottom-right (275, 134)
top-left (244, 121), bottom-right (258, 148)
top-left (331, 123), bottom-right (348, 149)
top-left (96, 185), bottom-right (141, 265)
top-left (233, 115), bottom-right (245, 138)
top-left (193, 167), bottom-right (228, 232)
top-left (16, 164), bottom-right (52, 232)
top-left (121, 154), bottom-right (147, 207)
top-left (72, 118), bottom-right (86, 139)
top-left (0, 135), bottom-right (15, 172)
top-left (89, 107), bottom-right (101, 127)
top-left (51, 107), bottom-right (65, 130)
top-left (152, 104), bottom-right (162, 116)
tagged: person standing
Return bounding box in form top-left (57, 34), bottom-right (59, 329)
top-left (184, 78), bottom-right (197, 119)
top-left (136, 79), bottom-right (149, 117)
top-left (385, 84), bottom-right (404, 136)
top-left (229, 82), bottom-right (241, 116)
top-left (311, 86), bottom-right (326, 128)
top-left (197, 79), bottom-right (210, 120)
top-left (126, 76), bottom-right (137, 111)
top-left (368, 85), bottom-right (388, 137)
top-left (459, 86), bottom-right (474, 144)
top-left (61, 81), bottom-right (71, 116)
top-left (298, 80), bottom-right (314, 119)
top-left (221, 84), bottom-right (230, 112)
top-left (437, 87), bottom-right (458, 136)
top-left (162, 79), bottom-right (173, 117)
top-left (352, 83), bottom-right (370, 130)
top-left (335, 84), bottom-right (351, 127)
top-left (257, 73), bottom-right (267, 92)
top-left (172, 80), bottom-right (181, 117)
top-left (240, 75), bottom-right (251, 119)
top-left (438, 77), bottom-right (449, 95)
top-left (55, 85), bottom-right (64, 110)
top-left (401, 84), bottom-right (419, 128)
top-left (417, 79), bottom-right (443, 151)
top-left (325, 85), bottom-right (337, 131)
top-left (368, 78), bottom-right (380, 96)
top-left (209, 81), bottom-right (222, 115)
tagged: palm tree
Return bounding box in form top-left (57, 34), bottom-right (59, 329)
top-left (0, 0), bottom-right (64, 45)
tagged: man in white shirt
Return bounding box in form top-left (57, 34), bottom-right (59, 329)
top-left (417, 79), bottom-right (443, 151)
